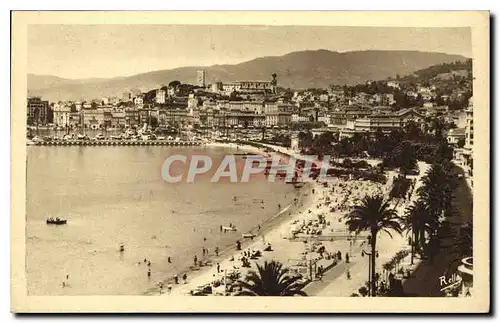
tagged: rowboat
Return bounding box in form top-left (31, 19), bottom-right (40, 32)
top-left (46, 218), bottom-right (67, 225)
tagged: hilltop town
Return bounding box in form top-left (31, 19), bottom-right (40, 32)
top-left (27, 59), bottom-right (474, 180)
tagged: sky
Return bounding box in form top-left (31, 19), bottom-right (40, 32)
top-left (28, 25), bottom-right (472, 79)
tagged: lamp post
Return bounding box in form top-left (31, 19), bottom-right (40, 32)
top-left (361, 235), bottom-right (379, 296)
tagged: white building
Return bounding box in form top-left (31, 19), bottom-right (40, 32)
top-left (454, 97), bottom-right (474, 185)
top-left (387, 81), bottom-right (400, 89)
top-left (188, 94), bottom-right (199, 109)
top-left (156, 89), bottom-right (166, 104)
top-left (134, 96), bottom-right (144, 107)
top-left (291, 114), bottom-right (310, 123)
top-left (447, 128), bottom-right (466, 146)
top-left (465, 97), bottom-right (474, 149)
top-left (197, 70), bottom-right (206, 87)
top-left (318, 115), bottom-right (331, 124)
top-left (463, 97), bottom-right (474, 180)
top-left (52, 103), bottom-right (71, 127)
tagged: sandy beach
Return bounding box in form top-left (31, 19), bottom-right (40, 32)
top-left (143, 141), bottom-right (314, 295)
top-left (151, 142), bottom-right (430, 297)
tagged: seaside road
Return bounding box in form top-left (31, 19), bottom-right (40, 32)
top-left (402, 166), bottom-right (473, 297)
top-left (303, 260), bottom-right (352, 296)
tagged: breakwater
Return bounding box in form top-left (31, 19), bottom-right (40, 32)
top-left (28, 140), bottom-right (204, 147)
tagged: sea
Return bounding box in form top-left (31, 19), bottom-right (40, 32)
top-left (26, 145), bottom-right (299, 295)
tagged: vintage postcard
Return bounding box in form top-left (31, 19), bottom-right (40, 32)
top-left (11, 11), bottom-right (490, 313)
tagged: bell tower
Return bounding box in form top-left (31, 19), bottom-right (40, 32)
top-left (271, 73), bottom-right (278, 94)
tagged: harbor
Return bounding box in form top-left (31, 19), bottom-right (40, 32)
top-left (28, 139), bottom-right (204, 147)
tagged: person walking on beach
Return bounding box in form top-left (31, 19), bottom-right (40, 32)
top-left (217, 263), bottom-right (220, 273)
top-left (220, 225), bottom-right (223, 233)
top-left (174, 275), bottom-right (179, 284)
top-left (147, 269), bottom-right (151, 279)
top-left (194, 255), bottom-right (198, 267)
top-left (182, 273), bottom-right (187, 284)
top-left (168, 256), bottom-right (172, 263)
top-left (215, 247), bottom-right (219, 256)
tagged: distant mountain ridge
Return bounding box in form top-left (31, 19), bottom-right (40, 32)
top-left (28, 49), bottom-right (467, 102)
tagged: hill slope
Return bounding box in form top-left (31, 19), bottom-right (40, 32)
top-left (28, 50), bottom-right (467, 101)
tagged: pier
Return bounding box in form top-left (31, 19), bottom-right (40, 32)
top-left (29, 140), bottom-right (205, 147)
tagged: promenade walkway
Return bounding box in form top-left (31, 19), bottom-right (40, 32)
top-left (303, 162), bottom-right (428, 296)
top-left (402, 165), bottom-right (473, 296)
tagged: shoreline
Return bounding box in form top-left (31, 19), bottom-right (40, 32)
top-left (158, 144), bottom-right (429, 297)
top-left (144, 141), bottom-right (313, 295)
top-left (146, 182), bottom-right (314, 295)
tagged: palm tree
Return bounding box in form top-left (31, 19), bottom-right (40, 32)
top-left (344, 195), bottom-right (403, 296)
top-left (430, 117), bottom-right (447, 141)
top-left (403, 200), bottom-right (439, 260)
top-left (403, 120), bottom-right (422, 141)
top-left (417, 162), bottom-right (454, 221)
top-left (235, 260), bottom-right (307, 296)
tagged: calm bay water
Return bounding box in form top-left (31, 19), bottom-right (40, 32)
top-left (26, 146), bottom-right (297, 295)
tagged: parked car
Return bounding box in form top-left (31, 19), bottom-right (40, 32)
top-left (95, 134), bottom-right (105, 140)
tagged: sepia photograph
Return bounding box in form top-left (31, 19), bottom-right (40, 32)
top-left (10, 11), bottom-right (490, 313)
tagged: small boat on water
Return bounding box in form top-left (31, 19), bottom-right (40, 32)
top-left (46, 217), bottom-right (67, 225)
